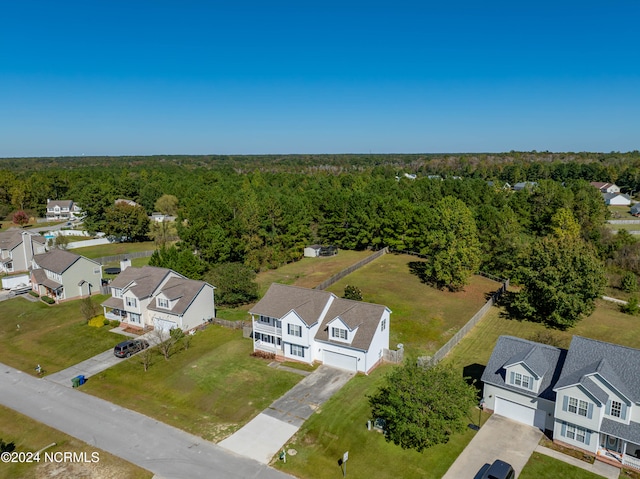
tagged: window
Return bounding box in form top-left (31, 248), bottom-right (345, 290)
top-left (522, 375), bottom-right (530, 389)
top-left (93, 267), bottom-right (100, 274)
top-left (567, 397), bottom-right (589, 417)
top-left (512, 372), bottom-right (532, 389)
top-left (125, 297), bottom-right (137, 308)
top-left (290, 344), bottom-right (304, 357)
top-left (610, 401), bottom-right (622, 418)
top-left (332, 327), bottom-right (347, 340)
top-left (514, 373), bottom-right (522, 386)
top-left (130, 313), bottom-right (141, 324)
top-left (564, 424), bottom-right (588, 444)
top-left (259, 315), bottom-right (271, 323)
top-left (114, 289), bottom-right (122, 298)
top-left (381, 318), bottom-right (386, 332)
top-left (157, 298), bottom-right (169, 309)
top-left (288, 324), bottom-right (302, 337)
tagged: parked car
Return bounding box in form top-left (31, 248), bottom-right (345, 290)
top-left (480, 459), bottom-right (515, 479)
top-left (114, 339), bottom-right (149, 358)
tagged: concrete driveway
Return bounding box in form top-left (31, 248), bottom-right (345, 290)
top-left (220, 365), bottom-right (354, 464)
top-left (442, 414), bottom-right (543, 479)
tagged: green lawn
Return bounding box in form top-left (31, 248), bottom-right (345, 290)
top-left (255, 250), bottom-right (373, 294)
top-left (326, 253), bottom-right (501, 356)
top-left (71, 240), bottom-right (156, 259)
top-left (273, 364), bottom-right (482, 479)
top-left (82, 325), bottom-right (303, 442)
top-left (0, 295), bottom-right (124, 375)
top-left (0, 404), bottom-right (151, 479)
top-left (215, 250), bottom-right (374, 322)
top-left (519, 453), bottom-right (608, 479)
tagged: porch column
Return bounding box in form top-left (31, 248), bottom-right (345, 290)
top-left (624, 441), bottom-right (628, 456)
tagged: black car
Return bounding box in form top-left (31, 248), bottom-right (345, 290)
top-left (114, 339), bottom-right (149, 358)
top-left (480, 459), bottom-right (515, 479)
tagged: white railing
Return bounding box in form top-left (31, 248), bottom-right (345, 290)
top-left (623, 454), bottom-right (640, 470)
top-left (254, 340), bottom-right (281, 354)
top-left (105, 311), bottom-right (125, 321)
top-left (253, 323), bottom-right (282, 336)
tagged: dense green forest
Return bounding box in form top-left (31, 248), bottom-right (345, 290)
top-left (3, 152), bottom-right (640, 326)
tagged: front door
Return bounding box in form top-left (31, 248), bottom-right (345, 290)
top-left (601, 434), bottom-right (622, 453)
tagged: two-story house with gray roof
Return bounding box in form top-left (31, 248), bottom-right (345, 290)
top-left (250, 283), bottom-right (391, 374)
top-left (30, 249), bottom-right (102, 302)
top-left (483, 335), bottom-right (640, 471)
top-left (101, 266), bottom-right (215, 332)
top-left (0, 229), bottom-right (46, 274)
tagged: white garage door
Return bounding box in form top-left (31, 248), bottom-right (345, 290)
top-left (323, 350), bottom-right (358, 372)
top-left (495, 397), bottom-right (545, 430)
top-left (153, 318), bottom-right (178, 332)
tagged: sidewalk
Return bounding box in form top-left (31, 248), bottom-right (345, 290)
top-left (535, 445), bottom-right (620, 479)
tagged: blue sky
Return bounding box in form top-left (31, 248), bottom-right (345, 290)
top-left (1, 1), bottom-right (639, 156)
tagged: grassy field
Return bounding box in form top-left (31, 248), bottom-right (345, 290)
top-left (0, 404), bottom-right (151, 479)
top-left (215, 250), bottom-right (374, 321)
top-left (0, 295), bottom-right (124, 375)
top-left (272, 364), bottom-right (484, 479)
top-left (82, 325), bottom-right (303, 442)
top-left (519, 453), bottom-right (607, 479)
top-left (326, 253), bottom-right (501, 356)
top-left (71, 241), bottom-right (156, 259)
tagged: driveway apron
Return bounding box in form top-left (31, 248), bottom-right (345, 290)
top-left (219, 365), bottom-right (354, 464)
top-left (442, 414), bottom-right (543, 479)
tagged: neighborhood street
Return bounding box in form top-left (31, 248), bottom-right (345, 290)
top-left (0, 362), bottom-right (292, 479)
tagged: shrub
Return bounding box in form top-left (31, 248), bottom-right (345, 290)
top-left (103, 318), bottom-right (110, 326)
top-left (621, 296), bottom-right (640, 316)
top-left (344, 285), bottom-right (363, 301)
top-left (109, 320), bottom-right (121, 328)
top-left (251, 350), bottom-right (276, 360)
top-left (40, 296), bottom-right (55, 304)
top-left (29, 291), bottom-right (39, 298)
top-left (87, 316), bottom-right (105, 328)
top-left (621, 271), bottom-right (639, 293)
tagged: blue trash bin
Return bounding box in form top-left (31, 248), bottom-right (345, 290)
top-left (78, 375), bottom-right (85, 385)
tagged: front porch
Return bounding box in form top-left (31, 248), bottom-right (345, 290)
top-left (597, 433), bottom-right (640, 471)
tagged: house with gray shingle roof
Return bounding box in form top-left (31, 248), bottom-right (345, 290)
top-left (483, 335), bottom-right (640, 471)
top-left (0, 228), bottom-right (46, 274)
top-left (30, 249), bottom-right (101, 302)
top-left (250, 283), bottom-right (390, 374)
top-left (101, 265), bottom-right (215, 332)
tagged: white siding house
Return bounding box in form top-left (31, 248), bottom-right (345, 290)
top-left (250, 283), bottom-right (390, 374)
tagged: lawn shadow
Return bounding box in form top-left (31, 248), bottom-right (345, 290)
top-left (408, 261), bottom-right (428, 284)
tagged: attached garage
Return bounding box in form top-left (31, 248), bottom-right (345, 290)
top-left (153, 318), bottom-right (178, 332)
top-left (495, 397), bottom-right (546, 430)
top-left (323, 350), bottom-right (358, 372)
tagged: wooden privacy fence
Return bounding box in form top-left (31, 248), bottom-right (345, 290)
top-left (315, 247), bottom-right (389, 291)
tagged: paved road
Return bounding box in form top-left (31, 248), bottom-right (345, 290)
top-left (0, 363), bottom-right (292, 479)
top-left (220, 366), bottom-right (354, 464)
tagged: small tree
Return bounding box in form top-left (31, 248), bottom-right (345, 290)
top-left (203, 262), bottom-right (258, 306)
top-left (12, 210), bottom-right (29, 226)
top-left (343, 285), bottom-right (363, 301)
top-left (152, 328), bottom-right (175, 360)
top-left (621, 271), bottom-right (639, 293)
top-left (54, 234), bottom-right (71, 250)
top-left (368, 361), bottom-right (477, 452)
top-left (80, 297), bottom-right (99, 322)
top-left (622, 296), bottom-right (640, 316)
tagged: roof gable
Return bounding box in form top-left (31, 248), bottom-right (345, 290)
top-left (110, 266), bottom-right (184, 300)
top-left (554, 336), bottom-right (640, 402)
top-left (33, 249), bottom-right (92, 274)
top-left (250, 283), bottom-right (334, 327)
top-left (147, 277), bottom-right (211, 315)
top-left (481, 336), bottom-right (566, 401)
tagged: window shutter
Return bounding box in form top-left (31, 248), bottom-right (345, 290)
top-left (622, 403), bottom-right (628, 421)
top-left (528, 377), bottom-right (534, 390)
top-left (606, 399), bottom-right (612, 415)
top-left (510, 371), bottom-right (515, 385)
top-left (563, 396), bottom-right (569, 412)
top-left (587, 403), bottom-right (593, 419)
top-left (561, 422), bottom-right (567, 436)
top-left (585, 430), bottom-right (591, 446)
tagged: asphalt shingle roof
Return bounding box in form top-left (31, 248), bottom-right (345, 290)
top-left (250, 283), bottom-right (334, 327)
top-left (601, 418), bottom-right (640, 444)
top-left (147, 277), bottom-right (212, 316)
top-left (481, 335), bottom-right (566, 401)
top-left (108, 266), bottom-right (179, 300)
top-left (33, 249), bottom-right (87, 274)
top-left (554, 336), bottom-right (640, 403)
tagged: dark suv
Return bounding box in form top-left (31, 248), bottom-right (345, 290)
top-left (114, 339), bottom-right (149, 358)
top-left (481, 459), bottom-right (515, 479)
